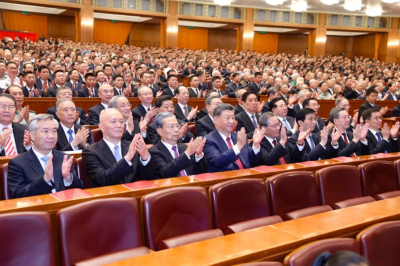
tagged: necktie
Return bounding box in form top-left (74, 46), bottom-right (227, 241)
top-left (148, 108), bottom-right (154, 123)
top-left (41, 156), bottom-right (55, 189)
top-left (89, 88), bottom-right (93, 98)
top-left (342, 133), bottom-right (356, 157)
top-left (10, 79), bottom-right (14, 85)
top-left (114, 145), bottom-right (121, 161)
top-left (43, 81), bottom-right (48, 91)
top-left (282, 118), bottom-right (291, 131)
top-left (183, 106), bottom-right (188, 118)
top-left (375, 132), bottom-right (388, 153)
top-left (251, 115), bottom-right (257, 129)
top-left (108, 76), bottom-right (112, 84)
top-left (67, 129), bottom-right (74, 143)
top-left (308, 135), bottom-right (315, 149)
top-left (226, 137), bottom-right (244, 169)
top-left (172, 146), bottom-right (186, 176)
top-left (72, 82), bottom-right (75, 90)
top-left (3, 127), bottom-right (17, 156)
top-left (272, 139), bottom-right (287, 164)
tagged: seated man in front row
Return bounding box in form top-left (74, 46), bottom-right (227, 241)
top-left (8, 114), bottom-right (83, 199)
top-left (362, 108), bottom-right (400, 154)
top-left (203, 104), bottom-right (264, 173)
top-left (82, 108), bottom-right (155, 187)
top-left (149, 112), bottom-right (207, 179)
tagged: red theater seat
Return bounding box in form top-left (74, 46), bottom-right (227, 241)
top-left (74, 247), bottom-right (150, 266)
top-left (0, 163), bottom-right (10, 200)
top-left (74, 157), bottom-right (93, 189)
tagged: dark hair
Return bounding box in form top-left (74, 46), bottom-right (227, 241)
top-left (254, 72), bottom-right (262, 77)
top-left (213, 103), bottom-right (234, 117)
top-left (103, 64), bottom-right (112, 70)
top-left (95, 70), bottom-right (104, 77)
top-left (112, 74), bottom-right (123, 81)
top-left (366, 87), bottom-right (378, 97)
top-left (84, 72), bottom-right (95, 79)
top-left (241, 91), bottom-right (257, 102)
top-left (167, 74), bottom-right (177, 81)
top-left (212, 76), bottom-right (222, 83)
top-left (174, 86), bottom-right (187, 95)
top-left (155, 95), bottom-right (173, 108)
top-left (362, 108), bottom-right (379, 121)
top-left (325, 251), bottom-right (369, 266)
top-left (269, 97), bottom-right (286, 111)
top-left (53, 69), bottom-right (64, 77)
top-left (329, 107), bottom-right (346, 122)
top-left (195, 70), bottom-right (205, 77)
top-left (189, 75), bottom-right (198, 83)
top-left (23, 71), bottom-right (35, 78)
top-left (267, 88), bottom-right (277, 98)
top-left (232, 72), bottom-right (240, 78)
top-left (303, 97), bottom-right (317, 108)
top-left (0, 93), bottom-right (17, 106)
top-left (296, 108), bottom-right (316, 123)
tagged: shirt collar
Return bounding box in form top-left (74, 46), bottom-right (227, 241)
top-left (32, 146), bottom-right (52, 160)
top-left (103, 138), bottom-right (121, 153)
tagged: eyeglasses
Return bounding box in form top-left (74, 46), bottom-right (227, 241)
top-left (305, 117), bottom-right (318, 122)
top-left (338, 115), bottom-right (352, 120)
top-left (60, 92), bottom-right (73, 96)
top-left (119, 103), bottom-right (132, 108)
top-left (165, 124), bottom-right (181, 130)
top-left (0, 105), bottom-right (15, 111)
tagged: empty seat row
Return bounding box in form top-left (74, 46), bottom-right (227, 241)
top-left (284, 221), bottom-right (400, 266)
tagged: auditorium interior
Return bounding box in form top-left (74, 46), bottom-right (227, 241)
top-left (1, 0), bottom-right (400, 265)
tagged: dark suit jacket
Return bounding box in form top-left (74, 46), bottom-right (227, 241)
top-left (147, 119), bottom-right (193, 144)
top-left (162, 88), bottom-right (175, 97)
top-left (22, 86), bottom-right (44, 97)
top-left (65, 81), bottom-right (84, 93)
top-left (288, 131), bottom-right (338, 162)
top-left (120, 121), bottom-right (150, 144)
top-left (248, 82), bottom-right (262, 94)
top-left (387, 93), bottom-right (398, 101)
top-left (78, 87), bottom-right (99, 97)
top-left (366, 130), bottom-right (399, 154)
top-left (88, 104), bottom-right (105, 125)
top-left (234, 104), bottom-right (245, 115)
top-left (8, 149), bottom-right (83, 198)
top-left (225, 82), bottom-right (244, 98)
top-left (149, 142), bottom-right (207, 179)
top-left (82, 139), bottom-right (155, 187)
top-left (34, 78), bottom-right (52, 90)
top-left (279, 116), bottom-right (295, 137)
top-left (393, 104), bottom-right (400, 117)
top-left (197, 108), bottom-right (208, 120)
top-left (0, 122), bottom-right (28, 156)
top-left (204, 130), bottom-right (261, 172)
top-left (189, 88), bottom-right (201, 98)
top-left (54, 124), bottom-right (93, 151)
top-left (327, 129), bottom-right (369, 157)
top-left (359, 102), bottom-right (381, 117)
top-left (132, 104), bottom-right (153, 122)
top-left (46, 87), bottom-right (58, 97)
top-left (259, 137), bottom-right (293, 165)
top-left (113, 87), bottom-right (123, 96)
top-left (235, 111), bottom-right (259, 139)
top-left (313, 117), bottom-right (327, 134)
top-left (293, 103), bottom-right (302, 115)
top-left (198, 82), bottom-right (208, 91)
top-left (262, 101), bottom-right (271, 113)
top-left (46, 106), bottom-right (89, 125)
top-left (195, 115), bottom-right (215, 137)
top-left (181, 68), bottom-right (196, 77)
top-left (174, 104), bottom-right (194, 122)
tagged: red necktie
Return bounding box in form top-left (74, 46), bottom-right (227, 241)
top-left (3, 127), bottom-right (17, 156)
top-left (226, 137), bottom-right (244, 169)
top-left (43, 81), bottom-right (48, 91)
top-left (148, 108), bottom-right (154, 123)
top-left (272, 139), bottom-right (287, 164)
top-left (342, 133), bottom-right (356, 157)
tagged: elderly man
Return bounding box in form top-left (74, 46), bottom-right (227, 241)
top-left (225, 73), bottom-right (244, 98)
top-left (8, 114), bottom-right (83, 198)
top-left (303, 98), bottom-right (326, 133)
top-left (362, 108), bottom-right (400, 154)
top-left (109, 95), bottom-right (150, 143)
top-left (0, 62), bottom-right (22, 91)
top-left (174, 86), bottom-right (198, 122)
top-left (88, 84), bottom-right (115, 125)
top-left (195, 95), bottom-right (222, 137)
top-left (7, 85), bottom-right (36, 126)
top-left (46, 86), bottom-right (89, 125)
top-left (270, 97), bottom-right (297, 136)
top-left (293, 89), bottom-right (311, 115)
top-left (327, 107), bottom-right (370, 157)
top-left (132, 86), bottom-right (157, 122)
top-left (203, 104), bottom-right (264, 172)
top-left (0, 93), bottom-right (32, 156)
top-left (54, 99), bottom-right (92, 151)
top-left (82, 108), bottom-right (155, 187)
top-left (149, 112), bottom-right (207, 179)
top-left (234, 89), bottom-right (246, 115)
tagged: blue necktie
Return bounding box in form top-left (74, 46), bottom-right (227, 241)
top-left (114, 145), bottom-right (121, 161)
top-left (67, 129), bottom-right (74, 143)
top-left (283, 118), bottom-right (291, 131)
top-left (41, 156), bottom-right (55, 189)
top-left (308, 135), bottom-right (315, 149)
top-left (375, 132), bottom-right (388, 153)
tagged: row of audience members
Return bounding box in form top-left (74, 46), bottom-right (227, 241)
top-left (2, 83), bottom-right (400, 199)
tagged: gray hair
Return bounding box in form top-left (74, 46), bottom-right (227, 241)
top-left (205, 95), bottom-right (221, 106)
top-left (28, 114), bottom-right (59, 133)
top-left (335, 98), bottom-right (346, 106)
top-left (266, 88), bottom-right (277, 98)
top-left (56, 86), bottom-right (73, 96)
top-left (109, 95), bottom-right (126, 108)
top-left (213, 103), bottom-right (233, 118)
top-left (137, 86), bottom-right (151, 95)
top-left (235, 89), bottom-right (246, 99)
top-left (259, 112), bottom-right (276, 127)
top-left (154, 111), bottom-right (174, 129)
top-left (329, 107), bottom-right (346, 122)
top-left (56, 98), bottom-right (75, 112)
top-left (99, 108), bottom-right (120, 123)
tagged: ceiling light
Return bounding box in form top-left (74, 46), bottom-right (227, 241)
top-left (290, 0), bottom-right (307, 11)
top-left (266, 0), bottom-right (284, 5)
top-left (344, 0), bottom-right (361, 11)
top-left (321, 0), bottom-right (339, 5)
top-left (366, 0), bottom-right (382, 16)
top-left (214, 0), bottom-right (231, 5)
top-left (382, 0), bottom-right (399, 3)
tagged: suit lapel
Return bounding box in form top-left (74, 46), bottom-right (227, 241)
top-left (28, 149), bottom-right (45, 177)
top-left (242, 112), bottom-right (256, 130)
top-left (57, 126), bottom-right (70, 149)
top-left (99, 139), bottom-right (117, 165)
top-left (52, 151), bottom-right (64, 191)
top-left (12, 123), bottom-right (24, 153)
top-left (158, 142), bottom-right (174, 161)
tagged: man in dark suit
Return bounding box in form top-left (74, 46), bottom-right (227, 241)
top-left (225, 73), bottom-right (244, 98)
top-left (188, 75), bottom-right (202, 98)
top-left (261, 88), bottom-right (278, 113)
top-left (197, 90), bottom-right (220, 120)
top-left (65, 69), bottom-right (84, 96)
top-left (22, 71), bottom-right (43, 97)
top-left (362, 108), bottom-right (400, 154)
top-left (203, 104), bottom-right (263, 173)
top-left (288, 108), bottom-right (339, 162)
top-left (149, 112), bottom-right (207, 179)
top-left (270, 97), bottom-right (296, 137)
top-left (195, 95), bottom-right (221, 137)
top-left (112, 74), bottom-right (126, 96)
top-left (210, 76), bottom-right (227, 98)
top-left (386, 83), bottom-right (398, 101)
top-left (359, 86), bottom-right (389, 118)
top-left (293, 89), bottom-right (311, 115)
top-left (131, 86), bottom-right (157, 122)
top-left (123, 71), bottom-right (137, 96)
top-left (35, 65), bottom-right (52, 91)
top-left (78, 73), bottom-right (99, 98)
top-left (258, 112), bottom-right (295, 165)
top-left (234, 89), bottom-right (246, 115)
top-left (248, 72), bottom-right (267, 95)
top-left (181, 62), bottom-right (196, 77)
top-left (88, 84), bottom-right (115, 125)
top-left (46, 86), bottom-right (89, 125)
top-left (82, 108), bottom-right (155, 187)
top-left (303, 98), bottom-right (326, 133)
top-left (0, 94), bottom-right (32, 156)
top-left (54, 99), bottom-right (92, 151)
top-left (174, 86), bottom-right (197, 122)
top-left (326, 107), bottom-right (370, 157)
top-left (8, 114), bottom-right (83, 198)
top-left (235, 91), bottom-right (260, 139)
top-left (162, 74), bottom-right (178, 97)
top-left (147, 95), bottom-right (193, 144)
top-left (46, 70), bottom-right (67, 97)
top-left (393, 103), bottom-right (400, 117)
